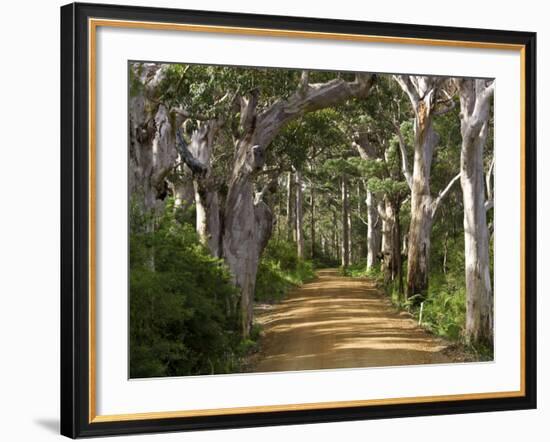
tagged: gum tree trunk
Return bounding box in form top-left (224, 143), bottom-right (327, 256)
top-left (223, 170), bottom-right (273, 336)
top-left (341, 177), bottom-right (350, 267)
top-left (366, 190), bottom-right (381, 269)
top-left (310, 186), bottom-right (316, 258)
top-left (390, 202), bottom-right (404, 297)
top-left (353, 139), bottom-right (382, 269)
top-left (129, 64), bottom-right (179, 212)
top-left (184, 121), bottom-right (223, 257)
top-left (457, 78), bottom-right (494, 346)
top-left (295, 170), bottom-right (304, 259)
top-left (347, 205), bottom-right (353, 264)
top-left (379, 198), bottom-right (395, 282)
top-left (333, 210), bottom-right (339, 262)
top-left (286, 171), bottom-right (295, 241)
top-left (394, 75), bottom-right (460, 300)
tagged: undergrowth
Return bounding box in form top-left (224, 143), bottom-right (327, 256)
top-left (255, 240), bottom-right (316, 303)
top-left (130, 198), bottom-right (250, 378)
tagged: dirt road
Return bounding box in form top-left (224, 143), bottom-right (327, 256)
top-left (252, 269), bottom-right (455, 373)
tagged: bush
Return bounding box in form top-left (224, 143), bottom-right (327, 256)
top-left (341, 260), bottom-right (384, 281)
top-left (129, 199), bottom-right (242, 378)
top-left (255, 240), bottom-right (315, 303)
top-left (407, 272), bottom-right (466, 340)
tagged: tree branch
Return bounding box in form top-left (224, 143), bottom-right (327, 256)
top-left (486, 156), bottom-right (494, 202)
top-left (357, 212), bottom-right (369, 226)
top-left (356, 187), bottom-right (369, 226)
top-left (394, 124), bottom-right (413, 191)
top-left (176, 129), bottom-right (207, 176)
top-left (468, 80), bottom-right (495, 133)
top-left (393, 75), bottom-right (419, 107)
top-left (239, 89), bottom-right (259, 134)
top-left (171, 107), bottom-right (210, 121)
top-left (433, 89), bottom-right (456, 116)
top-left (485, 156), bottom-right (495, 211)
top-left (256, 73), bottom-right (375, 147)
top-left (431, 173), bottom-right (461, 217)
top-left (298, 70), bottom-right (309, 96)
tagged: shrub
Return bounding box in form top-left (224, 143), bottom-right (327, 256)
top-left (129, 199), bottom-right (242, 378)
top-left (408, 272), bottom-right (466, 340)
top-left (255, 239), bottom-right (315, 303)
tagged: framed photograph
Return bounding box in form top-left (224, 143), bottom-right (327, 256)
top-left (60, 2), bottom-right (536, 438)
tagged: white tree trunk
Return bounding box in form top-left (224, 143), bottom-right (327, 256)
top-left (310, 186), bottom-right (316, 258)
top-left (457, 78), bottom-right (494, 346)
top-left (394, 75), bottom-right (459, 300)
top-left (353, 139), bottom-right (382, 269)
top-left (347, 203), bottom-right (353, 265)
top-left (295, 170), bottom-right (304, 259)
top-left (286, 171), bottom-right (294, 242)
top-left (366, 190), bottom-right (382, 269)
top-left (379, 199), bottom-right (395, 280)
top-left (341, 177), bottom-right (350, 268)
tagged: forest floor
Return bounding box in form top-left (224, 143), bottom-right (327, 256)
top-left (248, 269), bottom-right (467, 373)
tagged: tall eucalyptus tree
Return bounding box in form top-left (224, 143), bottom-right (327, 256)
top-left (393, 75), bottom-right (460, 299)
top-left (456, 78), bottom-right (494, 346)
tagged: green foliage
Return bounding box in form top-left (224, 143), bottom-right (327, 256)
top-left (129, 199), bottom-right (243, 378)
top-left (270, 109), bottom-right (348, 170)
top-left (406, 272), bottom-right (466, 340)
top-left (367, 177), bottom-right (409, 198)
top-left (322, 158), bottom-right (360, 177)
top-left (255, 240), bottom-right (315, 303)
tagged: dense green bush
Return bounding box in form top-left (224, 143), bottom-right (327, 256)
top-left (255, 239), bottom-right (315, 303)
top-left (406, 272), bottom-right (466, 340)
top-left (129, 199), bottom-right (242, 378)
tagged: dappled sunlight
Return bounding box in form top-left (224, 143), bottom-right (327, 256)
top-left (252, 269), bottom-right (453, 373)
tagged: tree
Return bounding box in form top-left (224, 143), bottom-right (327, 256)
top-left (456, 78), bottom-right (494, 346)
top-left (353, 137), bottom-right (382, 269)
top-left (394, 75), bottom-right (460, 299)
top-left (295, 170), bottom-right (305, 259)
top-left (341, 175), bottom-right (350, 267)
top-left (286, 171), bottom-right (295, 241)
top-left (156, 65), bottom-right (376, 336)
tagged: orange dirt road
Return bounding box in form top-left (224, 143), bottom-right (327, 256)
top-left (252, 269), bottom-right (454, 373)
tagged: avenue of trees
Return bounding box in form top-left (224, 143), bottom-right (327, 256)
top-left (129, 62), bottom-right (494, 377)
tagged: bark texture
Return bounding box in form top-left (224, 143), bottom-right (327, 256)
top-left (129, 63), bottom-right (179, 211)
top-left (177, 122), bottom-right (224, 257)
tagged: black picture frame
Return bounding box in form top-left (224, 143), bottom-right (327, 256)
top-left (60, 2), bottom-right (537, 438)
